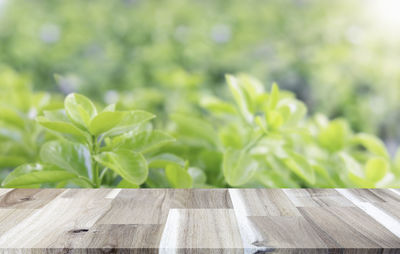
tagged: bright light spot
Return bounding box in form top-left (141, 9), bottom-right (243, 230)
top-left (367, 0), bottom-right (400, 31)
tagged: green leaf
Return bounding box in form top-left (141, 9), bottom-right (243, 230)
top-left (171, 113), bottom-right (217, 147)
top-left (103, 104), bottom-right (116, 112)
top-left (89, 111), bottom-right (125, 136)
top-left (118, 130), bottom-right (175, 154)
top-left (105, 110), bottom-right (155, 136)
top-left (226, 74), bottom-right (253, 123)
top-left (2, 163), bottom-right (76, 187)
top-left (64, 93), bottom-right (97, 129)
top-left (43, 109), bottom-right (70, 122)
top-left (219, 123), bottom-right (250, 149)
top-left (188, 167), bottom-right (207, 185)
top-left (0, 155), bottom-right (26, 168)
top-left (165, 164), bottom-right (193, 188)
top-left (266, 110), bottom-right (284, 130)
top-left (255, 116), bottom-right (268, 133)
top-left (283, 152), bottom-right (316, 185)
top-left (117, 179), bottom-right (139, 188)
top-left (277, 99), bottom-right (307, 125)
top-left (148, 153), bottom-right (186, 168)
top-left (200, 96), bottom-right (237, 115)
top-left (40, 140), bottom-right (92, 179)
top-left (37, 116), bottom-right (89, 142)
top-left (238, 74), bottom-right (265, 103)
top-left (95, 149), bottom-right (148, 185)
top-left (268, 82), bottom-right (280, 110)
top-left (365, 157), bottom-right (389, 182)
top-left (223, 149), bottom-right (258, 186)
top-left (146, 168), bottom-right (170, 188)
top-left (340, 152), bottom-right (373, 187)
top-left (0, 107), bottom-right (25, 129)
top-left (394, 148), bottom-right (400, 176)
top-left (353, 133), bottom-right (389, 159)
top-left (340, 152), bottom-right (364, 178)
top-left (318, 119), bottom-right (350, 153)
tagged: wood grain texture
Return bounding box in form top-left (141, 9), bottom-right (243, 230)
top-left (0, 188), bottom-right (398, 253)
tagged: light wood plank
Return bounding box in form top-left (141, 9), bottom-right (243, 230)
top-left (0, 209), bottom-right (36, 237)
top-left (97, 189), bottom-right (233, 225)
top-left (231, 189), bottom-right (300, 216)
top-left (96, 189), bottom-right (172, 225)
top-left (337, 188), bottom-right (400, 238)
top-left (0, 188), bottom-right (398, 253)
top-left (0, 189), bottom-right (113, 248)
top-left (337, 189), bottom-right (387, 203)
top-left (369, 189), bottom-right (400, 203)
top-left (298, 206), bottom-right (400, 249)
top-left (284, 189), bottom-right (354, 207)
top-left (0, 189), bottom-right (64, 209)
top-left (77, 224), bottom-right (163, 251)
top-left (248, 216), bottom-right (328, 249)
top-left (160, 209), bottom-right (242, 251)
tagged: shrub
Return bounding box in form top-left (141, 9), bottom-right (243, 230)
top-left (1, 73), bottom-right (399, 188)
top-left (170, 74), bottom-right (400, 188)
top-left (0, 68), bottom-right (62, 177)
top-left (2, 93), bottom-right (175, 188)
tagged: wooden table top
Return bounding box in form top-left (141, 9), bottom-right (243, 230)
top-left (0, 189), bottom-right (399, 253)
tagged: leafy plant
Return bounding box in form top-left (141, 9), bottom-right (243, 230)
top-left (0, 68), bottom-right (62, 180)
top-left (1, 71), bottom-right (399, 188)
top-left (2, 93), bottom-right (175, 188)
top-left (170, 74), bottom-right (400, 188)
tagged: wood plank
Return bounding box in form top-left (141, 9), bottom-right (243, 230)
top-left (177, 189), bottom-right (233, 209)
top-left (337, 188), bottom-right (400, 238)
top-left (97, 189), bottom-right (233, 225)
top-left (96, 189), bottom-right (172, 225)
top-left (0, 189), bottom-right (113, 248)
top-left (247, 216), bottom-right (328, 249)
top-left (0, 209), bottom-right (36, 237)
top-left (337, 189), bottom-right (387, 203)
top-left (284, 189), bottom-right (354, 207)
top-left (230, 189), bottom-right (300, 216)
top-left (70, 224), bottom-right (163, 252)
top-left (369, 189), bottom-right (400, 203)
top-left (0, 189), bottom-right (64, 209)
top-left (0, 189), bottom-right (12, 197)
top-left (159, 209), bottom-right (242, 251)
top-left (298, 206), bottom-right (400, 249)
top-left (374, 202), bottom-right (400, 222)
top-left (0, 188), bottom-right (398, 253)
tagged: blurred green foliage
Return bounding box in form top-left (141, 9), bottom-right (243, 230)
top-left (0, 68), bottom-right (63, 179)
top-left (1, 0), bottom-right (400, 140)
top-left (0, 0), bottom-right (399, 187)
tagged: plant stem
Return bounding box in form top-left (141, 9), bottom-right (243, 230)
top-left (244, 133), bottom-right (265, 152)
top-left (92, 135), bottom-right (100, 188)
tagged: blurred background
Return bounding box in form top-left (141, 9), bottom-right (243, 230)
top-left (0, 0), bottom-right (399, 153)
